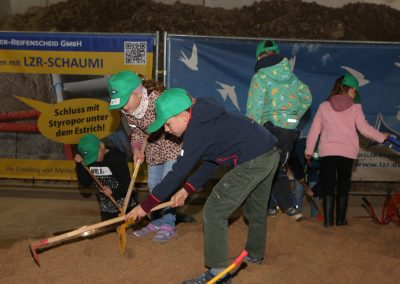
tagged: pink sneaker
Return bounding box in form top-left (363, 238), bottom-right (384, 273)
top-left (133, 223), bottom-right (159, 237)
top-left (152, 225), bottom-right (176, 243)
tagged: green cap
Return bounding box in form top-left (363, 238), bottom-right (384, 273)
top-left (342, 73), bottom-right (360, 92)
top-left (147, 88), bottom-right (193, 133)
top-left (77, 134), bottom-right (100, 165)
top-left (256, 39), bottom-right (280, 58)
top-left (108, 70), bottom-right (142, 110)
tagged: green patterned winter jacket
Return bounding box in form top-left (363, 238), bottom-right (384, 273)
top-left (246, 57), bottom-right (312, 129)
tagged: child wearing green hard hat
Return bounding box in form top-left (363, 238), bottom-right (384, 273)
top-left (306, 73), bottom-right (389, 228)
top-left (342, 73), bottom-right (360, 92)
top-left (75, 133), bottom-right (136, 221)
top-left (108, 70), bottom-right (143, 110)
top-left (255, 39), bottom-right (280, 59)
top-left (77, 133), bottom-right (100, 165)
top-left (247, 38), bottom-right (312, 221)
top-left (107, 70), bottom-right (182, 243)
top-left (147, 88), bottom-right (193, 134)
top-left (125, 87), bottom-right (280, 283)
top-left (329, 72), bottom-right (361, 104)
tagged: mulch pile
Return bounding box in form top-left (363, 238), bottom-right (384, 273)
top-left (1, 205), bottom-right (399, 283)
top-left (2, 0), bottom-right (400, 42)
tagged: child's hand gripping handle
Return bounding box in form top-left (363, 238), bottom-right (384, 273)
top-left (83, 163), bottom-right (122, 212)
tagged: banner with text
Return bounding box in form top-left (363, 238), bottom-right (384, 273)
top-left (0, 159), bottom-right (147, 182)
top-left (0, 31), bottom-right (155, 76)
top-left (0, 32), bottom-right (156, 180)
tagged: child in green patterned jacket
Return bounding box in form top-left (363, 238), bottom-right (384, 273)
top-left (246, 39), bottom-right (312, 220)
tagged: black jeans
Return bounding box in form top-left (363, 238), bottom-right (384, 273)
top-left (319, 156), bottom-right (354, 198)
top-left (264, 122), bottom-right (300, 210)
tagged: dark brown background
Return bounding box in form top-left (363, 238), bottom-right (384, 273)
top-left (2, 0), bottom-right (400, 41)
top-left (0, 1), bottom-right (399, 283)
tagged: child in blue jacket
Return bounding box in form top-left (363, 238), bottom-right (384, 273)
top-left (125, 88), bottom-right (279, 284)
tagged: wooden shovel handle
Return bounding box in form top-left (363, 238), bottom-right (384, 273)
top-left (32, 216), bottom-right (126, 249)
top-left (122, 160), bottom-right (141, 214)
top-left (83, 164), bottom-right (122, 212)
top-left (124, 200), bottom-right (175, 222)
top-left (150, 200), bottom-right (175, 212)
top-left (123, 200), bottom-right (175, 225)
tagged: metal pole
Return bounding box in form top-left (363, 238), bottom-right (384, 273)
top-left (163, 31), bottom-right (168, 87)
top-left (154, 31), bottom-right (159, 82)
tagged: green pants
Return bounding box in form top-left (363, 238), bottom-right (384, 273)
top-left (203, 146), bottom-right (280, 268)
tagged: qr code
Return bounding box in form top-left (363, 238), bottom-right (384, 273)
top-left (124, 41), bottom-right (147, 65)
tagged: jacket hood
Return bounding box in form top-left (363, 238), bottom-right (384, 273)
top-left (328, 94), bottom-right (354, 111)
top-left (254, 54), bottom-right (284, 72)
top-left (255, 55), bottom-right (293, 83)
top-left (189, 97), bottom-right (225, 127)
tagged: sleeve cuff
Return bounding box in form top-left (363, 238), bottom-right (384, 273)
top-left (183, 182), bottom-right (197, 194)
top-left (140, 195), bottom-right (161, 213)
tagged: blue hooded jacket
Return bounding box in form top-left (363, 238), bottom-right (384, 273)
top-left (140, 97), bottom-right (277, 212)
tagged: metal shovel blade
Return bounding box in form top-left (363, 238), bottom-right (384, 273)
top-left (117, 222), bottom-right (127, 254)
top-left (29, 240), bottom-right (41, 267)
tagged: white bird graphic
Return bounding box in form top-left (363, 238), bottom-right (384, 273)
top-left (179, 44), bottom-right (199, 71)
top-left (396, 106), bottom-right (400, 121)
top-left (288, 55), bottom-right (296, 72)
top-left (216, 81), bottom-right (240, 111)
top-left (394, 56), bottom-right (400, 68)
top-left (341, 66), bottom-right (369, 86)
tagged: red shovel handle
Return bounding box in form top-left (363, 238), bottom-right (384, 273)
top-left (233, 250), bottom-right (248, 265)
top-left (362, 197), bottom-right (382, 224)
top-left (206, 250), bottom-right (248, 284)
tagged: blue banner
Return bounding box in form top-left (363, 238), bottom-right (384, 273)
top-left (165, 35), bottom-right (400, 181)
top-left (165, 36), bottom-right (400, 135)
top-left (0, 31), bottom-right (155, 52)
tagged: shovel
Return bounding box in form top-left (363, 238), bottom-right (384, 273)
top-left (301, 180), bottom-right (322, 214)
top-left (361, 196), bottom-right (382, 224)
top-left (29, 200), bottom-right (175, 267)
top-left (206, 250), bottom-right (248, 284)
top-left (29, 215), bottom-right (126, 267)
top-left (117, 160), bottom-right (141, 255)
top-left (116, 200), bottom-right (175, 255)
top-left (83, 163), bottom-right (122, 212)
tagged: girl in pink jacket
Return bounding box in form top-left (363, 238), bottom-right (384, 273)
top-left (305, 73), bottom-right (388, 227)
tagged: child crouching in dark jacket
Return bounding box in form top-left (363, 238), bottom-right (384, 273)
top-left (125, 88), bottom-right (279, 284)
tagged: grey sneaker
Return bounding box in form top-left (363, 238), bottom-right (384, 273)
top-left (244, 255), bottom-right (263, 264)
top-left (151, 225), bottom-right (177, 243)
top-left (181, 270), bottom-right (232, 284)
top-left (267, 208), bottom-right (278, 217)
top-left (133, 223), bottom-right (159, 237)
top-left (285, 207), bottom-right (303, 221)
